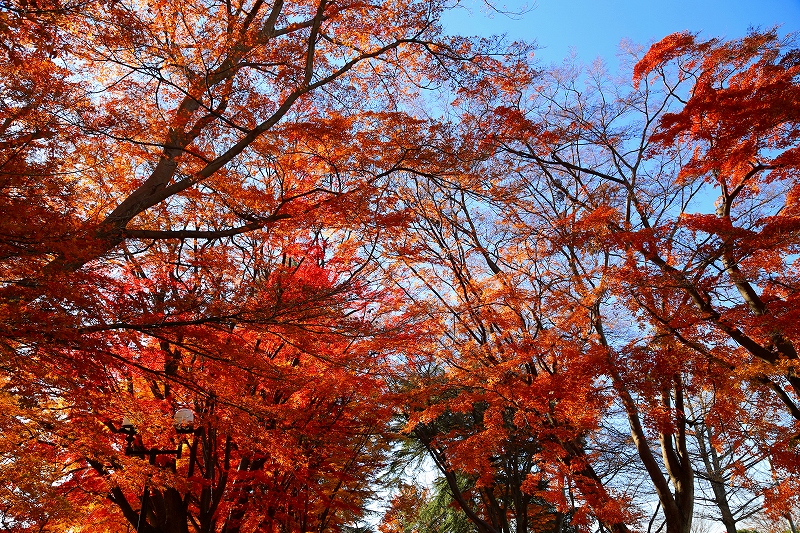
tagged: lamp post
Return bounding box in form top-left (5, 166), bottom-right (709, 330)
top-left (119, 409), bottom-right (195, 463)
top-left (117, 409), bottom-right (196, 533)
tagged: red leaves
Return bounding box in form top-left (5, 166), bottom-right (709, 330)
top-left (637, 29), bottom-right (800, 196)
top-left (633, 31), bottom-right (704, 88)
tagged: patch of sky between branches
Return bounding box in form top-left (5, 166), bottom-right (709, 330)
top-left (440, 0), bottom-right (800, 70)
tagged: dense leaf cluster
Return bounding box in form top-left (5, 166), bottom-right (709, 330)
top-left (1, 0), bottom-right (799, 531)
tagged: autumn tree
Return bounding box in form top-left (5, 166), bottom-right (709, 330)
top-left (430, 27), bottom-right (800, 533)
top-left (0, 0), bottom-right (529, 528)
top-left (381, 121), bottom-right (638, 533)
top-left (685, 388), bottom-right (769, 533)
top-left (5, 0), bottom-right (799, 527)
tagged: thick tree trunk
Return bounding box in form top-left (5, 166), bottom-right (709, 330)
top-left (145, 487), bottom-right (190, 533)
top-left (786, 514), bottom-right (798, 533)
top-left (659, 378), bottom-right (694, 533)
top-left (607, 362), bottom-right (693, 533)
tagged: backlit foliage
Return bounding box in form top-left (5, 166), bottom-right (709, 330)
top-left (1, 1), bottom-right (798, 531)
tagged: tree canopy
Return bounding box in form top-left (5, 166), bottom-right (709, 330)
top-left (1, 0), bottom-right (799, 530)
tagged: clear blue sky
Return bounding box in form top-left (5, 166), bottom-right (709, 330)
top-left (441, 0), bottom-right (800, 68)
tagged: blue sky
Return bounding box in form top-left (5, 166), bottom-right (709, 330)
top-left (441, 0), bottom-right (800, 68)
